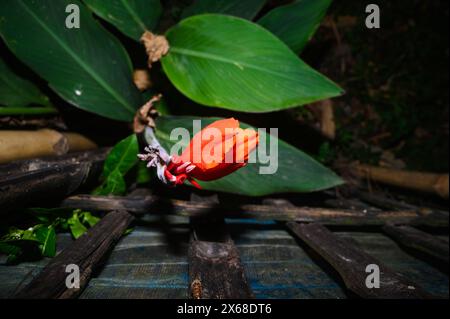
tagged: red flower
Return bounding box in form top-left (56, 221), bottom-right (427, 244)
top-left (164, 118), bottom-right (259, 188)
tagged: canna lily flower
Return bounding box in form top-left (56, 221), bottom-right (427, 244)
top-left (164, 118), bottom-right (259, 189)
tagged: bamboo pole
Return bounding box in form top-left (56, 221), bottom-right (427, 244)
top-left (0, 129), bottom-right (97, 164)
top-left (353, 164), bottom-right (449, 199)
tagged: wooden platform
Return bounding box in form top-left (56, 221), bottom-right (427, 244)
top-left (1, 216), bottom-right (448, 299)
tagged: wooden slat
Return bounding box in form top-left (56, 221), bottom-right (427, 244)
top-left (287, 222), bottom-right (433, 299)
top-left (188, 238), bottom-right (254, 299)
top-left (60, 194), bottom-right (449, 227)
top-left (187, 194), bottom-right (253, 299)
top-left (14, 210), bottom-right (134, 299)
top-left (383, 224), bottom-right (449, 264)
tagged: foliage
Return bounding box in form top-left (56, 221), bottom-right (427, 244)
top-left (0, 209), bottom-right (100, 263)
top-left (0, 0), bottom-right (342, 196)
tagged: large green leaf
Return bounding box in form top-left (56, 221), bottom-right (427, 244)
top-left (83, 0), bottom-right (162, 41)
top-left (0, 0), bottom-right (142, 121)
top-left (155, 116), bottom-right (344, 196)
top-left (182, 0), bottom-right (267, 20)
top-left (162, 14), bottom-right (342, 113)
top-left (0, 57), bottom-right (49, 107)
top-left (259, 0), bottom-right (333, 53)
top-left (93, 134), bottom-right (139, 195)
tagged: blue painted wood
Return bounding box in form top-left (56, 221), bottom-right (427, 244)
top-left (0, 219), bottom-right (448, 299)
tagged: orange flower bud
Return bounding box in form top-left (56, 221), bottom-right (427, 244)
top-left (164, 118), bottom-right (259, 188)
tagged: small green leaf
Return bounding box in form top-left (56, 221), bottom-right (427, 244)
top-left (0, 242), bottom-right (22, 257)
top-left (123, 227), bottom-right (134, 236)
top-left (93, 134), bottom-right (139, 195)
top-left (162, 14), bottom-right (342, 113)
top-left (83, 0), bottom-right (162, 41)
top-left (259, 0), bottom-right (333, 53)
top-left (0, 57), bottom-right (49, 107)
top-left (0, 0), bottom-right (142, 121)
top-left (182, 0), bottom-right (267, 20)
top-left (155, 116), bottom-right (344, 196)
top-left (80, 211), bottom-right (100, 228)
top-left (68, 211), bottom-right (88, 239)
top-left (35, 225), bottom-right (56, 257)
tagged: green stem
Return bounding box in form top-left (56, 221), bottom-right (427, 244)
top-left (0, 107), bottom-right (58, 116)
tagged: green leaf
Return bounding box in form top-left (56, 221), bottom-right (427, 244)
top-left (0, 57), bottom-right (50, 107)
top-left (0, 0), bottom-right (142, 121)
top-left (155, 116), bottom-right (344, 196)
top-left (35, 225), bottom-right (56, 257)
top-left (0, 242), bottom-right (22, 257)
top-left (182, 0), bottom-right (267, 20)
top-left (162, 14), bottom-right (342, 113)
top-left (104, 135), bottom-right (140, 176)
top-left (68, 211), bottom-right (88, 239)
top-left (0, 227), bottom-right (42, 262)
top-left (94, 170), bottom-right (127, 195)
top-left (83, 0), bottom-right (162, 41)
top-left (80, 211), bottom-right (100, 227)
top-left (93, 134), bottom-right (139, 195)
top-left (136, 161), bottom-right (153, 184)
top-left (259, 0), bottom-right (333, 53)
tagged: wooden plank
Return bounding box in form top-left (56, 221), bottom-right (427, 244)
top-left (357, 191), bottom-right (422, 210)
top-left (383, 224), bottom-right (449, 264)
top-left (188, 238), bottom-right (254, 299)
top-left (60, 194), bottom-right (449, 227)
top-left (0, 149), bottom-right (108, 214)
top-left (14, 210), bottom-right (134, 299)
top-left (187, 194), bottom-right (253, 299)
top-left (286, 222), bottom-right (434, 298)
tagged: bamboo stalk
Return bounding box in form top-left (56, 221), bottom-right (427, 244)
top-left (63, 132), bottom-right (97, 152)
top-left (0, 129), bottom-right (97, 164)
top-left (0, 149), bottom-right (108, 214)
top-left (353, 164), bottom-right (449, 199)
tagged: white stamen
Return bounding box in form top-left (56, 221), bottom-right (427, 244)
top-left (186, 165), bottom-right (196, 173)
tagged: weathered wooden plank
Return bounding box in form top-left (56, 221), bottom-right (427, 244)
top-left (286, 222), bottom-right (434, 298)
top-left (60, 194), bottom-right (449, 227)
top-left (188, 194), bottom-right (253, 299)
top-left (383, 224), bottom-right (449, 264)
top-left (0, 149), bottom-right (108, 214)
top-left (14, 210), bottom-right (134, 299)
top-left (188, 238), bottom-right (254, 299)
top-left (357, 190), bottom-right (440, 212)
